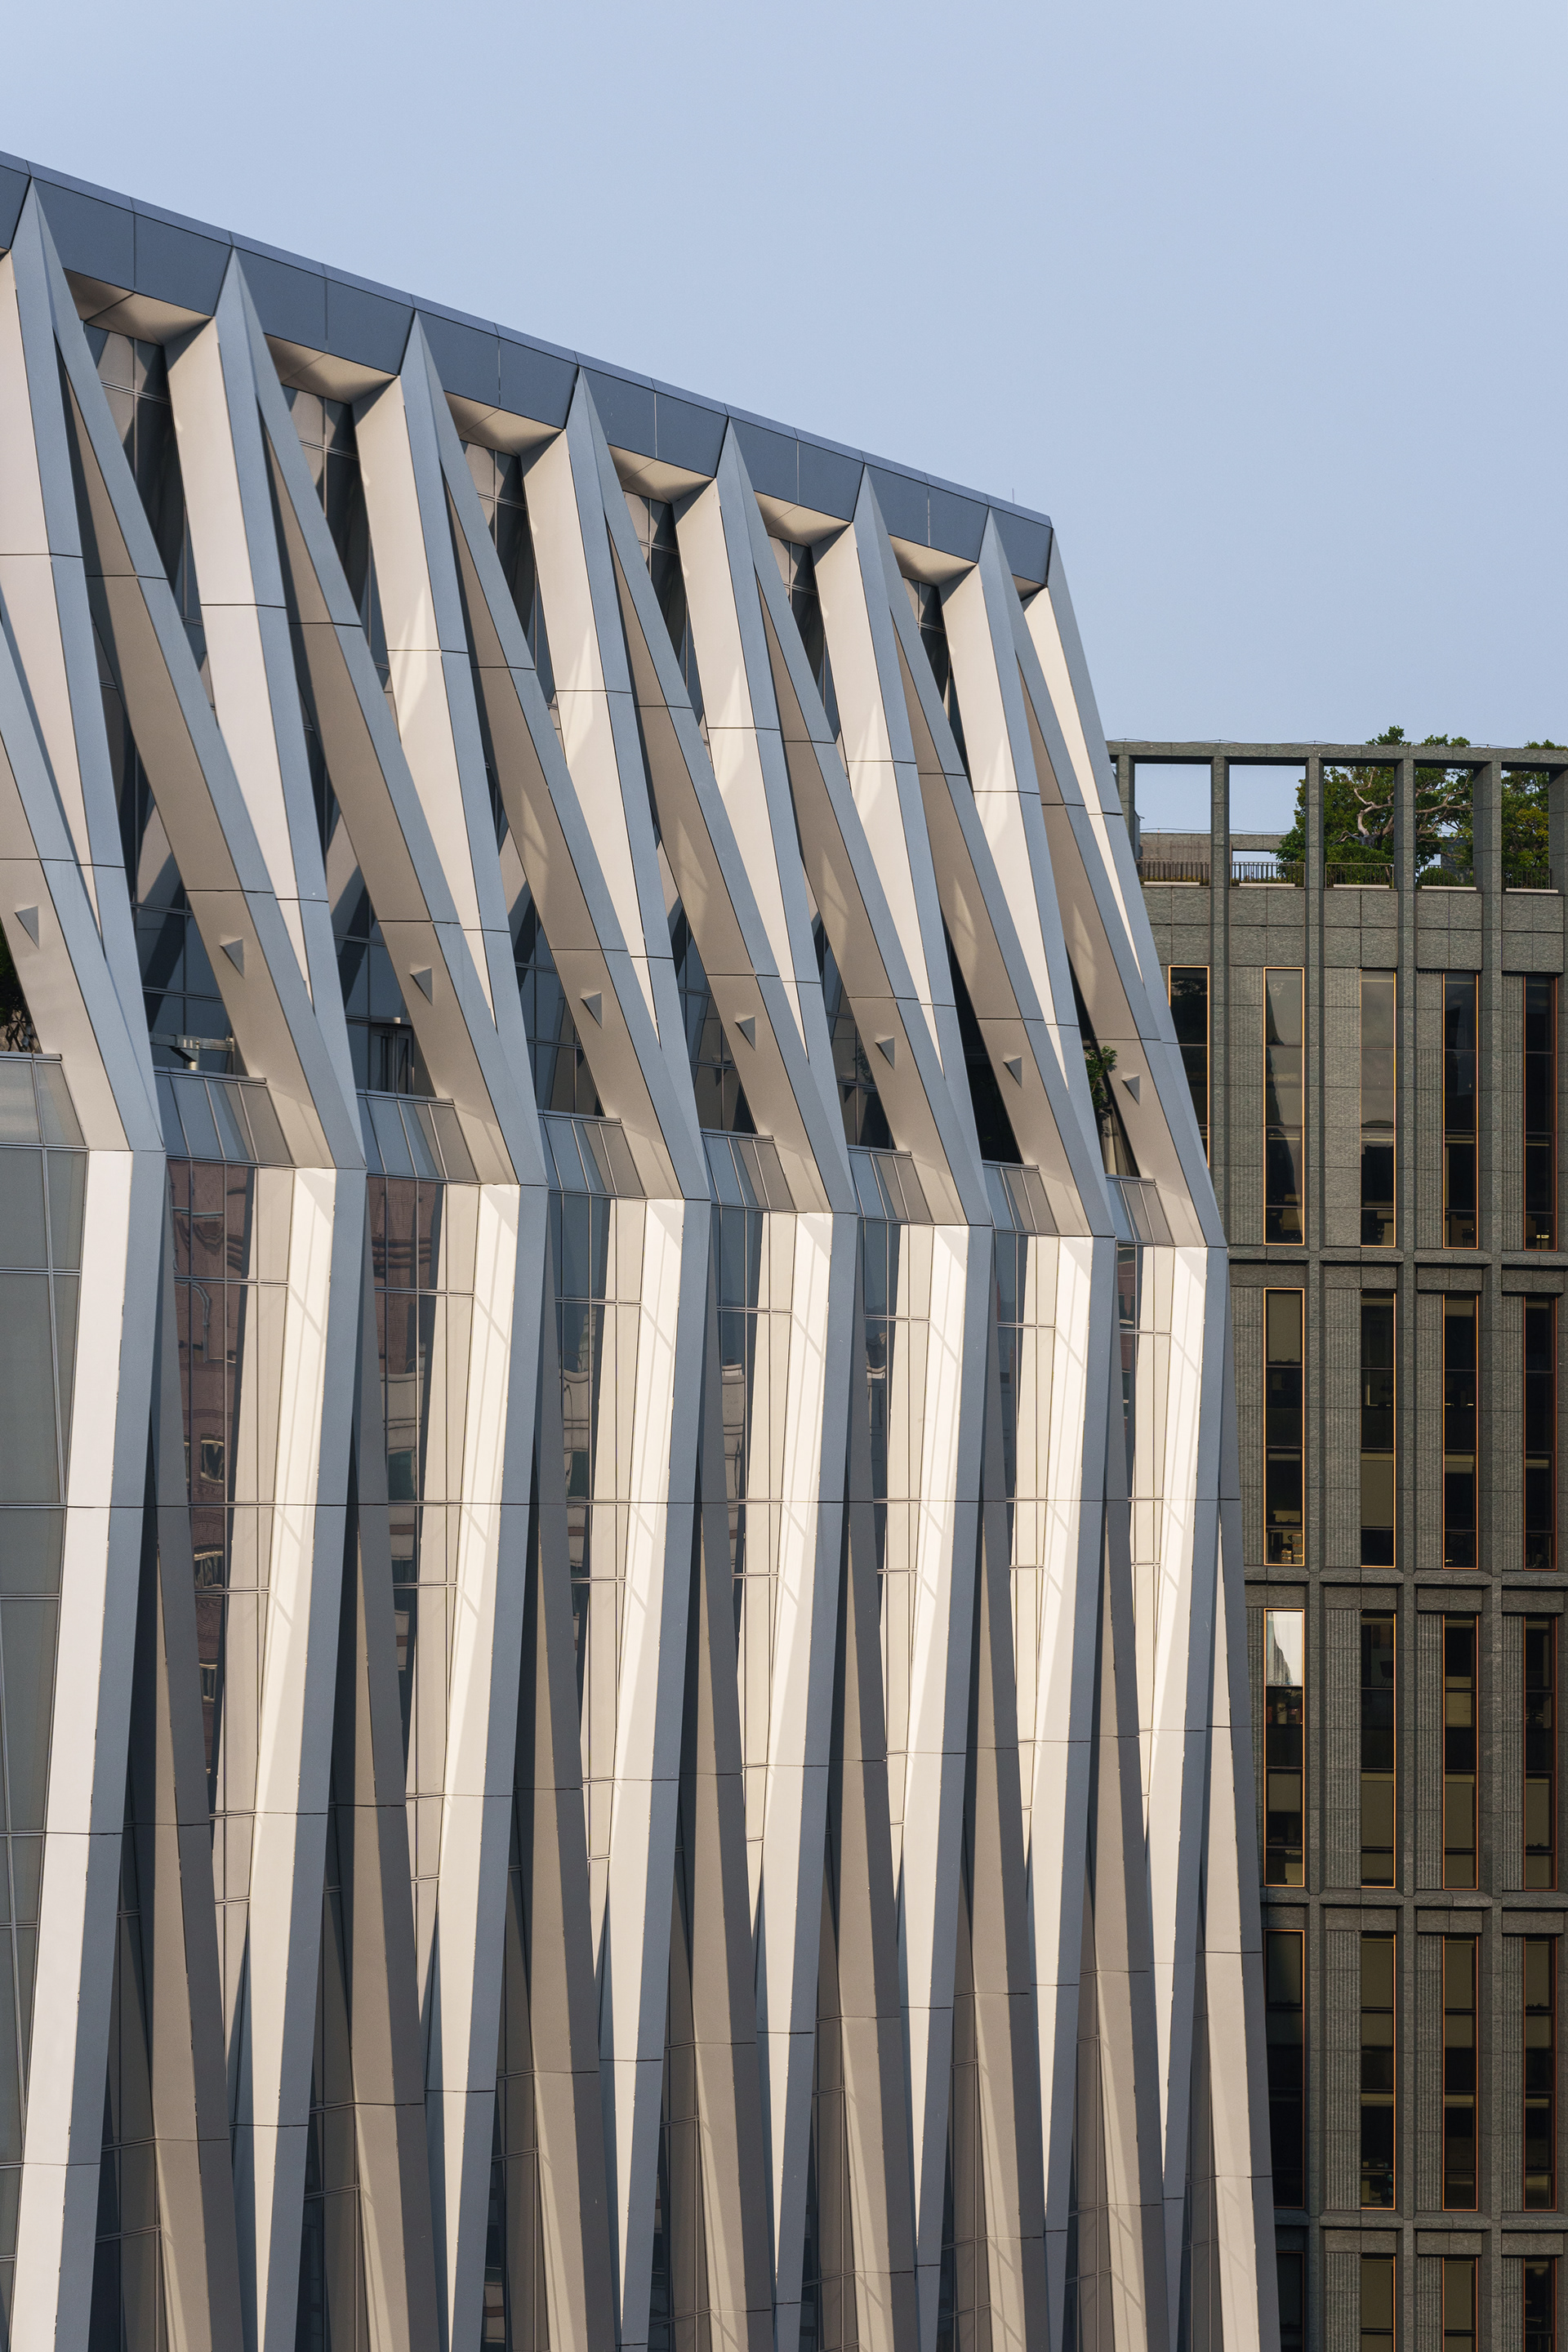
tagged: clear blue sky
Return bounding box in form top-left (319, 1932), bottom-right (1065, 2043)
top-left (6, 0), bottom-right (1563, 745)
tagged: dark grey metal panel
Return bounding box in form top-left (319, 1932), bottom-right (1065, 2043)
top-left (733, 419), bottom-right (796, 505)
top-left (237, 243), bottom-right (327, 347)
top-left (33, 176), bottom-right (135, 284)
top-left (0, 163), bottom-right (27, 249)
top-left (797, 441), bottom-right (860, 524)
top-left (134, 213), bottom-right (228, 314)
top-left (926, 487), bottom-right (986, 564)
top-left (415, 310), bottom-right (498, 406)
top-left (866, 465), bottom-right (926, 546)
top-left (653, 392), bottom-right (724, 479)
top-left (1418, 1611), bottom-right (1443, 1889)
top-left (1324, 2245), bottom-right (1357, 2352)
top-left (582, 368), bottom-right (653, 456)
top-left (498, 336), bottom-right (574, 430)
top-left (326, 279), bottom-right (411, 376)
top-left (995, 510), bottom-right (1052, 586)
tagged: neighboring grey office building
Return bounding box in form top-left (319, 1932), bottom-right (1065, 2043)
top-left (0, 158), bottom-right (1272, 2352)
top-left (1123, 742), bottom-right (1568, 2352)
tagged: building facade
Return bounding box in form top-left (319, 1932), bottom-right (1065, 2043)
top-left (1123, 741), bottom-right (1568, 2352)
top-left (0, 156), bottom-right (1271, 2352)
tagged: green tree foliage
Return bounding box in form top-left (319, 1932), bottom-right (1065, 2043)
top-left (1083, 1040), bottom-right (1118, 1119)
top-left (1275, 726), bottom-right (1558, 885)
top-left (0, 924), bottom-right (35, 1051)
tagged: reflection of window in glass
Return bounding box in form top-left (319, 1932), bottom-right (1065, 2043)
top-left (1444, 1299), bottom-right (1478, 1569)
top-left (1525, 2259), bottom-right (1556, 2352)
top-left (1266, 969), bottom-right (1305, 1243)
top-left (1361, 1935), bottom-right (1396, 2207)
top-left (1277, 2252), bottom-right (1305, 2352)
top-left (1444, 1619), bottom-right (1477, 1890)
top-left (1264, 1609), bottom-right (1305, 1888)
top-left (1444, 975), bottom-right (1478, 1248)
top-left (1526, 975), bottom-right (1557, 1249)
top-left (1361, 972), bottom-right (1396, 1247)
top-left (1526, 1297), bottom-right (1557, 1572)
top-left (1526, 1940), bottom-right (1557, 2210)
top-left (1442, 2258), bottom-right (1476, 2352)
top-left (1167, 968), bottom-right (1209, 1160)
top-left (1443, 1938), bottom-right (1477, 2209)
top-left (1361, 2255), bottom-right (1395, 2352)
top-left (1361, 1295), bottom-right (1396, 1568)
top-left (1265, 1290), bottom-right (1304, 1566)
top-left (1361, 1614), bottom-right (1396, 1886)
top-left (1526, 1618), bottom-right (1557, 1891)
top-left (1266, 1928), bottom-right (1304, 2206)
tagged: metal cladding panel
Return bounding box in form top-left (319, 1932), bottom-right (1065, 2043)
top-left (0, 163), bottom-right (1267, 2352)
top-left (326, 275), bottom-right (412, 374)
top-left (497, 332), bottom-right (576, 428)
top-left (133, 212), bottom-right (229, 312)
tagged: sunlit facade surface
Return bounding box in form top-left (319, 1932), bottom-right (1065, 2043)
top-left (0, 158), bottom-right (1271, 2352)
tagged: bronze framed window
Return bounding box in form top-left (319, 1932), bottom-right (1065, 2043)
top-left (1444, 1619), bottom-right (1477, 1890)
top-left (1526, 1296), bottom-right (1557, 1573)
top-left (1266, 1927), bottom-right (1305, 2207)
top-left (1442, 1938), bottom-right (1477, 2209)
top-left (1526, 1939), bottom-right (1557, 2210)
top-left (1526, 974), bottom-right (1557, 1249)
top-left (1443, 973), bottom-right (1478, 1248)
top-left (1361, 1933), bottom-right (1396, 2207)
top-left (1526, 1617), bottom-right (1557, 1891)
top-left (1361, 1613), bottom-right (1396, 1886)
top-left (1361, 1295), bottom-right (1396, 1569)
top-left (1443, 1298), bottom-right (1477, 1570)
top-left (1264, 1609), bottom-right (1305, 1888)
top-left (1265, 968), bottom-right (1305, 1244)
top-left (1361, 971), bottom-right (1396, 1247)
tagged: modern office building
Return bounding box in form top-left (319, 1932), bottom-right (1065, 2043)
top-left (0, 156), bottom-right (1272, 2352)
top-left (1121, 740), bottom-right (1568, 2352)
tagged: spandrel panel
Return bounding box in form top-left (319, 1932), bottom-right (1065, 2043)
top-left (0, 1156), bottom-right (46, 1269)
top-left (0, 1274), bottom-right (59, 1503)
top-left (0, 1067), bottom-right (38, 1145)
top-left (0, 1514), bottom-right (62, 1597)
top-left (0, 1598), bottom-right (60, 1830)
top-left (45, 1154), bottom-right (85, 1270)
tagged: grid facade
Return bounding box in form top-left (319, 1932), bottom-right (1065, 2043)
top-left (1126, 741), bottom-right (1568, 2352)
